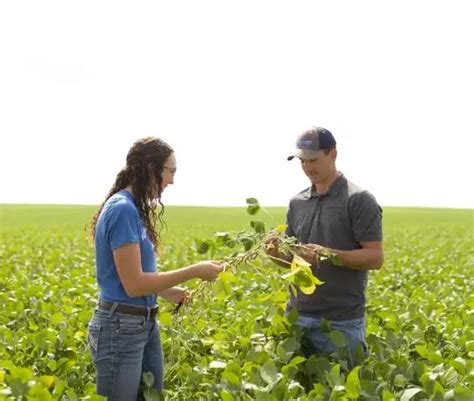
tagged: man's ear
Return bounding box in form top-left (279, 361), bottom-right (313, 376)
top-left (331, 148), bottom-right (337, 161)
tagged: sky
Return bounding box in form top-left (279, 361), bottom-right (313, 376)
top-left (1, 0), bottom-right (473, 209)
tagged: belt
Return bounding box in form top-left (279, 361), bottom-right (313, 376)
top-left (98, 300), bottom-right (158, 319)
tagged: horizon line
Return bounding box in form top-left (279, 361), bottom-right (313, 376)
top-left (1, 202), bottom-right (473, 211)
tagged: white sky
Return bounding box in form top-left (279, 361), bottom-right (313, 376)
top-left (1, 0), bottom-right (473, 208)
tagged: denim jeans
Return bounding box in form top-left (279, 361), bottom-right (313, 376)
top-left (296, 314), bottom-right (368, 365)
top-left (87, 306), bottom-right (164, 401)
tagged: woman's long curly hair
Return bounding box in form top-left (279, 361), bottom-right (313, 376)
top-left (90, 137), bottom-right (174, 249)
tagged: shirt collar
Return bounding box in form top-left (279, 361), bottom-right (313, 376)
top-left (120, 189), bottom-right (136, 204)
top-left (304, 173), bottom-right (346, 199)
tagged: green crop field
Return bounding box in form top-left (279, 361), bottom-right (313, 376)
top-left (0, 205), bottom-right (473, 400)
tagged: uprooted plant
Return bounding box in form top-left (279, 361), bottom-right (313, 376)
top-left (175, 198), bottom-right (339, 312)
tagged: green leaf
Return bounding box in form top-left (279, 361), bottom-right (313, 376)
top-left (222, 370), bottom-right (240, 386)
top-left (451, 357), bottom-right (466, 374)
top-left (220, 389), bottom-right (234, 401)
top-left (329, 330), bottom-right (347, 348)
top-left (142, 371), bottom-right (155, 387)
top-left (10, 366), bottom-right (33, 383)
top-left (239, 236), bottom-right (254, 251)
top-left (346, 366), bottom-right (361, 399)
top-left (382, 389), bottom-right (395, 401)
top-left (453, 387), bottom-right (474, 401)
top-left (51, 312), bottom-right (65, 325)
top-left (415, 345), bottom-right (428, 358)
top-left (276, 337), bottom-right (299, 363)
top-left (246, 198), bottom-right (261, 215)
top-left (260, 360), bottom-right (279, 386)
top-left (427, 351), bottom-right (443, 364)
top-left (159, 312), bottom-right (172, 326)
top-left (400, 388), bottom-right (423, 401)
top-left (250, 221), bottom-right (265, 234)
top-left (255, 392), bottom-right (273, 401)
top-left (288, 356), bottom-right (306, 366)
top-left (330, 255), bottom-right (344, 266)
top-left (215, 232), bottom-right (230, 245)
top-left (195, 239), bottom-right (213, 254)
top-left (247, 204), bottom-right (261, 215)
top-left (325, 363), bottom-right (342, 388)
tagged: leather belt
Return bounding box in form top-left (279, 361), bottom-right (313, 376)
top-left (98, 300), bottom-right (158, 319)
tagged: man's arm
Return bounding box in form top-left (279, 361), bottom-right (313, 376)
top-left (329, 241), bottom-right (384, 270)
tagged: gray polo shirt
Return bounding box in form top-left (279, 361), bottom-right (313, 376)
top-left (286, 174), bottom-right (382, 320)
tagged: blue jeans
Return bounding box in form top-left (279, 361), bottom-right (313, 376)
top-left (296, 314), bottom-right (367, 365)
top-left (87, 306), bottom-right (164, 400)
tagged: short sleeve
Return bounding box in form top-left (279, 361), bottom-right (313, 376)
top-left (349, 191), bottom-right (383, 243)
top-left (108, 202), bottom-right (141, 250)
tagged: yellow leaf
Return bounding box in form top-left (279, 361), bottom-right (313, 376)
top-left (0, 370), bottom-right (5, 384)
top-left (74, 331), bottom-right (84, 340)
top-left (300, 284), bottom-right (316, 295)
top-left (275, 224), bottom-right (288, 233)
top-left (39, 375), bottom-right (55, 389)
top-left (313, 276), bottom-right (325, 285)
top-left (291, 255), bottom-right (311, 271)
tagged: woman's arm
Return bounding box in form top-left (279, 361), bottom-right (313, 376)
top-left (113, 243), bottom-right (222, 297)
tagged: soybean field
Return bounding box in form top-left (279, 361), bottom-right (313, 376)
top-left (0, 205), bottom-right (473, 400)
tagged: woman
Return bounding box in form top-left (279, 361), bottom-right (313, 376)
top-left (87, 137), bottom-right (223, 400)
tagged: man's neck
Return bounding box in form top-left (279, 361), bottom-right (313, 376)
top-left (314, 171), bottom-right (341, 195)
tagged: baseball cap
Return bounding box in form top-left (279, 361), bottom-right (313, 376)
top-left (287, 127), bottom-right (336, 161)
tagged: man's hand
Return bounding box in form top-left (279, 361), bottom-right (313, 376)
top-left (296, 245), bottom-right (318, 265)
top-left (263, 233), bottom-right (280, 258)
top-left (296, 243), bottom-right (338, 265)
top-left (263, 233), bottom-right (292, 268)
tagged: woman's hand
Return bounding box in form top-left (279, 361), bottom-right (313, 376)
top-left (159, 286), bottom-right (190, 304)
top-left (192, 260), bottom-right (224, 281)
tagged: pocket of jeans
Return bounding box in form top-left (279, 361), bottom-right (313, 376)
top-left (332, 320), bottom-right (365, 346)
top-left (87, 322), bottom-right (102, 363)
top-left (118, 316), bottom-right (146, 334)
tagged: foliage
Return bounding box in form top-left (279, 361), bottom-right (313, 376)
top-left (189, 198), bottom-right (330, 306)
top-left (0, 204), bottom-right (472, 400)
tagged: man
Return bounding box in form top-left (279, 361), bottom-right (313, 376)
top-left (265, 126), bottom-right (384, 363)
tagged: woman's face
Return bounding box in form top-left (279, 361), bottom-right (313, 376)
top-left (160, 153), bottom-right (176, 193)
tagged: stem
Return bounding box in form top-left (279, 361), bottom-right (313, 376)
top-left (265, 254), bottom-right (292, 266)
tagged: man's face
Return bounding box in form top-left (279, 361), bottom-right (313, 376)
top-left (300, 149), bottom-right (336, 185)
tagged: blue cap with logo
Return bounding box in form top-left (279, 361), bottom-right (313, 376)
top-left (287, 127), bottom-right (336, 161)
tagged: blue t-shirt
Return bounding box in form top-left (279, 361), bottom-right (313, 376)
top-left (95, 189), bottom-right (157, 307)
